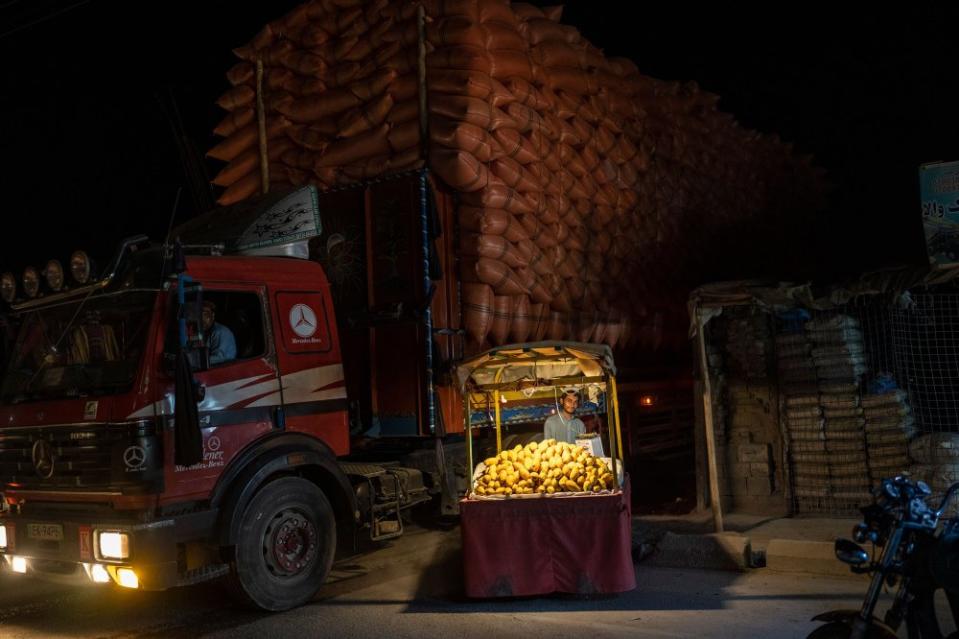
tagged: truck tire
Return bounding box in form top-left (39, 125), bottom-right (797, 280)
top-left (227, 476), bottom-right (336, 611)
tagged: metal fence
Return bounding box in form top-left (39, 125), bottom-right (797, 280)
top-left (708, 282), bottom-right (959, 516)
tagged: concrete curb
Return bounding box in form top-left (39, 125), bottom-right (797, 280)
top-left (763, 539), bottom-right (859, 578)
top-left (637, 532), bottom-right (867, 579)
top-left (643, 532), bottom-right (752, 571)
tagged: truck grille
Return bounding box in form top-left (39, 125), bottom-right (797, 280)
top-left (0, 422), bottom-right (153, 490)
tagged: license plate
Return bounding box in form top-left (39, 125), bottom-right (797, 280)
top-left (27, 523), bottom-right (63, 541)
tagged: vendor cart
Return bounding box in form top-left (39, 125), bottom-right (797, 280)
top-left (456, 341), bottom-right (636, 598)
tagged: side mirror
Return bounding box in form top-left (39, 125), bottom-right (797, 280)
top-left (835, 538), bottom-right (869, 566)
top-left (172, 270), bottom-right (205, 466)
top-left (176, 274), bottom-right (209, 372)
top-left (173, 348), bottom-right (203, 466)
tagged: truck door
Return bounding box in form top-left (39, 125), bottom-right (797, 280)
top-left (159, 285), bottom-right (278, 502)
top-left (269, 289), bottom-right (349, 454)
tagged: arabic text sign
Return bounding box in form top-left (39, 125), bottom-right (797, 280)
top-left (920, 160), bottom-right (959, 267)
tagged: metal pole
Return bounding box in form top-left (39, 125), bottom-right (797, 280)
top-left (609, 381), bottom-right (619, 490)
top-left (255, 57), bottom-right (270, 195)
top-left (419, 171), bottom-right (436, 434)
top-left (416, 4), bottom-right (429, 162)
top-left (465, 393), bottom-right (473, 494)
top-left (610, 375), bottom-right (625, 465)
top-left (696, 307), bottom-right (724, 532)
top-left (493, 368), bottom-right (504, 453)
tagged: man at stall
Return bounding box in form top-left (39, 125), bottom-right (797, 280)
top-left (544, 389), bottom-right (586, 443)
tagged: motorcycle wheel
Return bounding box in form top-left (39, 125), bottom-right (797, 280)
top-left (806, 622), bottom-right (852, 638)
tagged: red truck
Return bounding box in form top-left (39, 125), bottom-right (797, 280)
top-left (0, 171), bottom-right (466, 610)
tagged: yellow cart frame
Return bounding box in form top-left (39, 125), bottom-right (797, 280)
top-left (457, 341), bottom-right (625, 492)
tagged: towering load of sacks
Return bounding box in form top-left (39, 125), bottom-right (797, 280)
top-left (209, 0), bottom-right (826, 350)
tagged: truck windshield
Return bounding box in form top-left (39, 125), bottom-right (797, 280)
top-left (1, 290), bottom-right (156, 404)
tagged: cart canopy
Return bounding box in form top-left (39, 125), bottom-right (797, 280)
top-left (455, 341), bottom-right (615, 391)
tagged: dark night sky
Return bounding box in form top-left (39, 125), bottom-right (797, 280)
top-left (1, 1), bottom-right (956, 282)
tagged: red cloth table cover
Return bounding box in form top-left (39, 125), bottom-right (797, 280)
top-left (460, 478), bottom-right (635, 598)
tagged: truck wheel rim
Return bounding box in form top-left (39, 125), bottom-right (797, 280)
top-left (264, 508), bottom-right (318, 576)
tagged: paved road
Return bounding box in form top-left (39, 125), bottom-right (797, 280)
top-left (0, 525), bottom-right (953, 638)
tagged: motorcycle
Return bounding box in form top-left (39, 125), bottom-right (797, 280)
top-left (807, 475), bottom-right (959, 638)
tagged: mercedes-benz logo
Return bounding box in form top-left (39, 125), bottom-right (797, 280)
top-left (32, 438), bottom-right (55, 479)
top-left (289, 304), bottom-right (318, 339)
top-left (123, 445), bottom-right (146, 469)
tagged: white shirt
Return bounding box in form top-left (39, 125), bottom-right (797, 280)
top-left (544, 413), bottom-right (585, 444)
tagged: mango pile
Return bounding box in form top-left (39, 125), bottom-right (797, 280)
top-left (473, 438), bottom-right (614, 496)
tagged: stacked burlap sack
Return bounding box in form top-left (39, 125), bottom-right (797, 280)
top-left (862, 389), bottom-right (915, 482)
top-left (208, 0), bottom-right (826, 349)
top-left (910, 432), bottom-right (959, 504)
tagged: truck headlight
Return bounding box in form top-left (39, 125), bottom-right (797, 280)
top-left (11, 556), bottom-right (26, 573)
top-left (97, 531), bottom-right (130, 560)
top-left (0, 525), bottom-right (6, 550)
top-left (116, 567), bottom-right (139, 589)
top-left (90, 563), bottom-right (111, 583)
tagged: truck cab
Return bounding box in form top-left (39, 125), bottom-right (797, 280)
top-left (0, 180), bottom-right (445, 611)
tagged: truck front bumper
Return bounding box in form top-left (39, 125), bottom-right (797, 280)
top-left (0, 514), bottom-right (179, 591)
